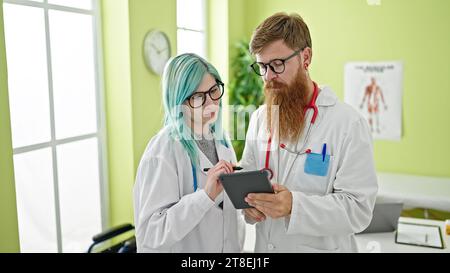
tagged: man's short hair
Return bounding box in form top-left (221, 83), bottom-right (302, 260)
top-left (250, 12), bottom-right (312, 55)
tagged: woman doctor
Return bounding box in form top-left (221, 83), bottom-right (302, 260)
top-left (133, 53), bottom-right (245, 253)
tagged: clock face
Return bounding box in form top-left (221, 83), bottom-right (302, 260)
top-left (144, 30), bottom-right (171, 75)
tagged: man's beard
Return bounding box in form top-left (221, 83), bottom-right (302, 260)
top-left (265, 68), bottom-right (310, 144)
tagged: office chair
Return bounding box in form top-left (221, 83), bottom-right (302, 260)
top-left (87, 223), bottom-right (136, 253)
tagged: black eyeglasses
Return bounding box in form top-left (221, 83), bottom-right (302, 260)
top-left (187, 81), bottom-right (225, 108)
top-left (250, 49), bottom-right (302, 76)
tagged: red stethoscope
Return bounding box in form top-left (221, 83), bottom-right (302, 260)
top-left (263, 81), bottom-right (319, 180)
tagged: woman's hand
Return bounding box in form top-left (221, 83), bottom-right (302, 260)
top-left (204, 160), bottom-right (234, 201)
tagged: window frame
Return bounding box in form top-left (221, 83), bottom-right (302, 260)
top-left (3, 0), bottom-right (109, 253)
top-left (176, 0), bottom-right (208, 58)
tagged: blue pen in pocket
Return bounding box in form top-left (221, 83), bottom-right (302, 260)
top-left (322, 143), bottom-right (327, 162)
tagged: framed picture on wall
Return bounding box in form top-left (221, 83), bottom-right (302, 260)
top-left (344, 61), bottom-right (403, 141)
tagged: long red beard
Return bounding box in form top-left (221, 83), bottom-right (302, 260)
top-left (265, 68), bottom-right (310, 143)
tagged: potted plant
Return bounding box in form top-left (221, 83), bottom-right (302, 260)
top-left (228, 40), bottom-right (264, 160)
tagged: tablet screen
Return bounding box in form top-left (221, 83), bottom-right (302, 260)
top-left (219, 170), bottom-right (274, 209)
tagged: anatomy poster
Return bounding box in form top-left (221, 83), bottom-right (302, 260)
top-left (344, 61), bottom-right (403, 140)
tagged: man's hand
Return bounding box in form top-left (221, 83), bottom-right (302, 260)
top-left (243, 208), bottom-right (266, 223)
top-left (245, 184), bottom-right (293, 219)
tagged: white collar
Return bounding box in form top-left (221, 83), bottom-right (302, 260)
top-left (316, 85), bottom-right (338, 107)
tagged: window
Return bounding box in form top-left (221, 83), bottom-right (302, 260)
top-left (176, 0), bottom-right (207, 58)
top-left (3, 0), bottom-right (107, 253)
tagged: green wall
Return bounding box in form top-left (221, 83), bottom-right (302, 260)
top-left (128, 0), bottom-right (177, 168)
top-left (241, 0), bottom-right (450, 178)
top-left (101, 0), bottom-right (177, 227)
top-left (0, 4), bottom-right (20, 252)
top-left (101, 0), bottom-right (135, 228)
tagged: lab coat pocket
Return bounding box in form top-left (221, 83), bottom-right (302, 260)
top-left (291, 155), bottom-right (334, 195)
top-left (304, 153), bottom-right (331, 177)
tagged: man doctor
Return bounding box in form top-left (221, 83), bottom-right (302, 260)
top-left (240, 12), bottom-right (378, 253)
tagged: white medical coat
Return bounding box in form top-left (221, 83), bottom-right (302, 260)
top-left (133, 127), bottom-right (245, 252)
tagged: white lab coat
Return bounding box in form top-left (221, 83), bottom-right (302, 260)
top-left (133, 127), bottom-right (245, 253)
top-left (240, 86), bottom-right (378, 253)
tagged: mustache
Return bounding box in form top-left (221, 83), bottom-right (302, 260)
top-left (265, 80), bottom-right (287, 90)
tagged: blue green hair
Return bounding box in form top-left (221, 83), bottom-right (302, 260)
top-left (162, 53), bottom-right (229, 169)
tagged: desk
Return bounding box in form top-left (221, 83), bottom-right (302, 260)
top-left (377, 173), bottom-right (450, 212)
top-left (355, 217), bottom-right (450, 253)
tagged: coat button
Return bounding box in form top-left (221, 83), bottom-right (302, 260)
top-left (268, 243), bottom-right (275, 250)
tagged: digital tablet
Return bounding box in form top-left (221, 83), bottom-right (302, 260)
top-left (219, 170), bottom-right (274, 209)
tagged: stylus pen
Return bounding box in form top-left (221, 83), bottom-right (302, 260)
top-left (203, 166), bottom-right (243, 172)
